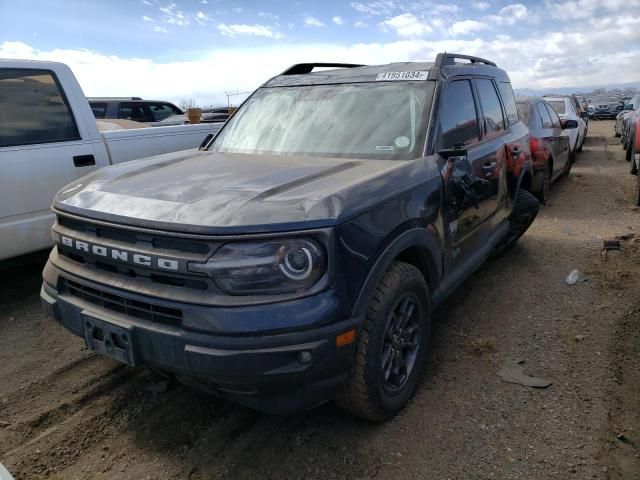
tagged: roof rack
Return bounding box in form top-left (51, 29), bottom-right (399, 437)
top-left (434, 53), bottom-right (497, 68)
top-left (280, 63), bottom-right (365, 76)
top-left (88, 97), bottom-right (143, 100)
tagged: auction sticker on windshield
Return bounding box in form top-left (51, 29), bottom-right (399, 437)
top-left (375, 71), bottom-right (428, 81)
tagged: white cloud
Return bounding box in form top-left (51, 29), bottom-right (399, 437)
top-left (159, 3), bottom-right (190, 27)
top-left (141, 0), bottom-right (153, 5)
top-left (432, 4), bottom-right (459, 13)
top-left (545, 0), bottom-right (630, 20)
top-left (201, 0), bottom-right (208, 3)
top-left (258, 12), bottom-right (279, 20)
top-left (472, 1), bottom-right (491, 9)
top-left (350, 1), bottom-right (396, 16)
top-left (153, 25), bottom-right (168, 33)
top-left (142, 15), bottom-right (153, 22)
top-left (332, 16), bottom-right (345, 25)
top-left (354, 20), bottom-right (367, 27)
top-left (218, 23), bottom-right (284, 39)
top-left (304, 16), bottom-right (325, 27)
top-left (381, 14), bottom-right (432, 37)
top-left (487, 3), bottom-right (532, 25)
top-left (449, 19), bottom-right (488, 36)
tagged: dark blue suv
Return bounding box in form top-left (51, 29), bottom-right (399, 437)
top-left (41, 53), bottom-right (538, 421)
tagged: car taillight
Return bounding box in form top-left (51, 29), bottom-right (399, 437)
top-left (530, 137), bottom-right (539, 153)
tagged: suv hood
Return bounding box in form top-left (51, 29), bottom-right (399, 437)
top-left (54, 150), bottom-right (429, 234)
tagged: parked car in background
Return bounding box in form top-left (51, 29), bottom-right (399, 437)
top-left (516, 98), bottom-right (575, 203)
top-left (587, 94), bottom-right (625, 119)
top-left (41, 54), bottom-right (539, 421)
top-left (201, 106), bottom-right (232, 123)
top-left (618, 94), bottom-right (640, 145)
top-left (88, 97), bottom-right (189, 126)
top-left (629, 118), bottom-right (640, 205)
top-left (545, 96), bottom-right (587, 157)
top-left (625, 107), bottom-right (640, 162)
top-left (569, 94), bottom-right (589, 130)
top-left (0, 60), bottom-right (222, 261)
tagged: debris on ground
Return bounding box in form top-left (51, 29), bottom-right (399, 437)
top-left (498, 359), bottom-right (552, 388)
top-left (603, 240), bottom-right (621, 251)
top-left (566, 269), bottom-right (587, 285)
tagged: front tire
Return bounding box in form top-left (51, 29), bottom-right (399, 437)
top-left (336, 262), bottom-right (430, 422)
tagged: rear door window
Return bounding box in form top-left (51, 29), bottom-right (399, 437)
top-left (497, 82), bottom-right (519, 125)
top-left (537, 104), bottom-right (553, 128)
top-left (437, 80), bottom-right (480, 149)
top-left (0, 68), bottom-right (80, 148)
top-left (475, 79), bottom-right (505, 139)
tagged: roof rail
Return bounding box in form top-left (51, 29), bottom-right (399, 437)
top-left (280, 63), bottom-right (365, 76)
top-left (434, 53), bottom-right (497, 68)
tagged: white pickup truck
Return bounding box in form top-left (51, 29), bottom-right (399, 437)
top-left (0, 59), bottom-right (222, 261)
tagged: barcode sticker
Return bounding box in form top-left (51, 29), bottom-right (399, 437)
top-left (375, 71), bottom-right (429, 81)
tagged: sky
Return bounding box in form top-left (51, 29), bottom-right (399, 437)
top-left (1, 0), bottom-right (639, 106)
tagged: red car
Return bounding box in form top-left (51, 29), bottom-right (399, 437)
top-left (516, 98), bottom-right (578, 203)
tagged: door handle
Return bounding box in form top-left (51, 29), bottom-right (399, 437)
top-left (482, 161), bottom-right (497, 170)
top-left (73, 154), bottom-right (96, 167)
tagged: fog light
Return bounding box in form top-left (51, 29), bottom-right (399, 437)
top-left (298, 351), bottom-right (312, 364)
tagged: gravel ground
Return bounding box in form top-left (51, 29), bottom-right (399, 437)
top-left (0, 120), bottom-right (638, 479)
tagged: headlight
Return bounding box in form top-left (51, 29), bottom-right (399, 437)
top-left (188, 239), bottom-right (326, 295)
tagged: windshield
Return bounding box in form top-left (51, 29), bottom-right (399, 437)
top-left (516, 102), bottom-right (531, 125)
top-left (591, 96), bottom-right (621, 103)
top-left (547, 100), bottom-right (566, 115)
top-left (211, 82), bottom-right (433, 160)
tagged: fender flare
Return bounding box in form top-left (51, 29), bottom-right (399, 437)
top-left (513, 159), bottom-right (533, 211)
top-left (351, 227), bottom-right (442, 318)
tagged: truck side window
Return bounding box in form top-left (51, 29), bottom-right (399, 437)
top-left (90, 102), bottom-right (107, 119)
top-left (118, 102), bottom-right (152, 122)
top-left (438, 80), bottom-right (479, 149)
top-left (537, 104), bottom-right (553, 128)
top-left (497, 81), bottom-right (519, 125)
top-left (0, 68), bottom-right (80, 148)
top-left (475, 79), bottom-right (505, 138)
top-left (148, 103), bottom-right (181, 121)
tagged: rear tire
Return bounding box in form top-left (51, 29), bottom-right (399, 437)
top-left (336, 262), bottom-right (430, 422)
top-left (492, 189), bottom-right (539, 256)
top-left (534, 163), bottom-right (551, 203)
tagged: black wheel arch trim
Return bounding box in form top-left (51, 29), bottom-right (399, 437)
top-left (351, 227), bottom-right (442, 318)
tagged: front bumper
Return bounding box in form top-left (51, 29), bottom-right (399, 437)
top-left (41, 263), bottom-right (361, 415)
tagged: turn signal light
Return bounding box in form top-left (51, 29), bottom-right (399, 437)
top-left (336, 329), bottom-right (356, 347)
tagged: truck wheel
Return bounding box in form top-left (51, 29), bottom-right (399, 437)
top-left (492, 189), bottom-right (539, 256)
top-left (336, 262), bottom-right (430, 422)
top-left (534, 163), bottom-right (551, 203)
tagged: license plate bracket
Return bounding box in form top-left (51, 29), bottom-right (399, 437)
top-left (82, 314), bottom-right (137, 366)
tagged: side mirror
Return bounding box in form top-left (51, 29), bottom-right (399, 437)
top-left (561, 119), bottom-right (578, 129)
top-left (580, 111), bottom-right (589, 118)
top-left (438, 147), bottom-right (468, 159)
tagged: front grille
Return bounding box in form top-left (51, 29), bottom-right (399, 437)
top-left (55, 214), bottom-right (218, 292)
top-left (65, 279), bottom-right (183, 327)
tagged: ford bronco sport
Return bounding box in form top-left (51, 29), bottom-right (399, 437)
top-left (41, 53), bottom-right (539, 421)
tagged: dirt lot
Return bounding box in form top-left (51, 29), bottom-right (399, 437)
top-left (1, 120), bottom-right (639, 480)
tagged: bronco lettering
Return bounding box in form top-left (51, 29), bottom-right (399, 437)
top-left (59, 235), bottom-right (179, 271)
